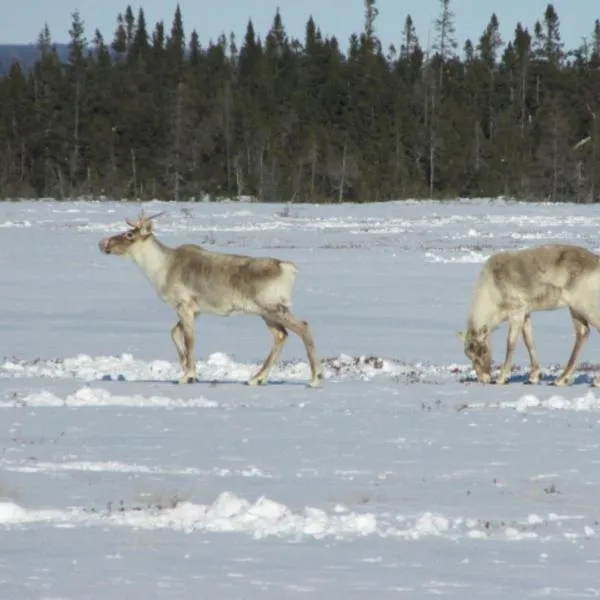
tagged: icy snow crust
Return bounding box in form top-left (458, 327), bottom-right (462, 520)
top-left (2, 198), bottom-right (600, 598)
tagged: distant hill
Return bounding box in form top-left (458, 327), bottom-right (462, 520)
top-left (0, 43), bottom-right (70, 73)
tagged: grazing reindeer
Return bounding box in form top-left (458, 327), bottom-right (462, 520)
top-left (98, 211), bottom-right (323, 387)
top-left (458, 244), bottom-right (600, 386)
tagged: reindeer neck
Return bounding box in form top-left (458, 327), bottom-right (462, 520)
top-left (467, 285), bottom-right (502, 334)
top-left (128, 235), bottom-right (173, 291)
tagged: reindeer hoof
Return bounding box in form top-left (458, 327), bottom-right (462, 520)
top-left (178, 375), bottom-right (196, 384)
top-left (247, 377), bottom-right (267, 386)
top-left (307, 374), bottom-right (323, 388)
top-left (553, 377), bottom-right (569, 387)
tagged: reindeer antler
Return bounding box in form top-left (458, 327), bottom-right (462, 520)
top-left (125, 210), bottom-right (165, 229)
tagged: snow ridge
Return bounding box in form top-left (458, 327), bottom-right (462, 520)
top-left (0, 352), bottom-right (419, 383)
top-left (0, 352), bottom-right (596, 386)
top-left (0, 492), bottom-right (594, 542)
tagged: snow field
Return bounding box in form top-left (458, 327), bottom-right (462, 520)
top-left (2, 199), bottom-right (600, 597)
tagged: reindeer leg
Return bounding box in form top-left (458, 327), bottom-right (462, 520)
top-left (521, 314), bottom-right (541, 384)
top-left (247, 318), bottom-right (288, 386)
top-left (496, 314), bottom-right (525, 384)
top-left (587, 314), bottom-right (600, 387)
top-left (555, 308), bottom-right (590, 386)
top-left (171, 321), bottom-right (186, 370)
top-left (267, 307), bottom-right (323, 388)
top-left (176, 306), bottom-right (197, 384)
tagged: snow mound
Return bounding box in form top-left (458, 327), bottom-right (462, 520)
top-left (462, 390), bottom-right (600, 412)
top-left (510, 391), bottom-right (600, 412)
top-left (0, 492), bottom-right (377, 539)
top-left (0, 386), bottom-right (218, 408)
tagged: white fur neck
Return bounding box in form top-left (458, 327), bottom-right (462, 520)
top-left (468, 284), bottom-right (502, 334)
top-left (127, 236), bottom-right (172, 292)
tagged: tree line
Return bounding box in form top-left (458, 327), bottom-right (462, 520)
top-left (0, 0), bottom-right (599, 203)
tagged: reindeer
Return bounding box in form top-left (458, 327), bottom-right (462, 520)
top-left (98, 211), bottom-right (323, 387)
top-left (458, 244), bottom-right (600, 386)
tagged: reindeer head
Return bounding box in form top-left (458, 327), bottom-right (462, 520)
top-left (458, 325), bottom-right (491, 383)
top-left (98, 210), bottom-right (164, 256)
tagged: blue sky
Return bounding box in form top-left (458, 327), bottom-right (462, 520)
top-left (2, 0), bottom-right (598, 54)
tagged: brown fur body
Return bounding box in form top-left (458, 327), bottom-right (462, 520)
top-left (99, 213), bottom-right (322, 387)
top-left (459, 244), bottom-right (600, 385)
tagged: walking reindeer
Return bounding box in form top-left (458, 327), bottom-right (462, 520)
top-left (99, 211), bottom-right (323, 387)
top-left (459, 244), bottom-right (600, 386)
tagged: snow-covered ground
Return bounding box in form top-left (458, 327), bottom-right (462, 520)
top-left (2, 198), bottom-right (600, 598)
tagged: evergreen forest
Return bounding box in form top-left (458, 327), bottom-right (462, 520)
top-left (0, 0), bottom-right (599, 203)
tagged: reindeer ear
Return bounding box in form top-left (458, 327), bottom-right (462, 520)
top-left (457, 331), bottom-right (466, 342)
